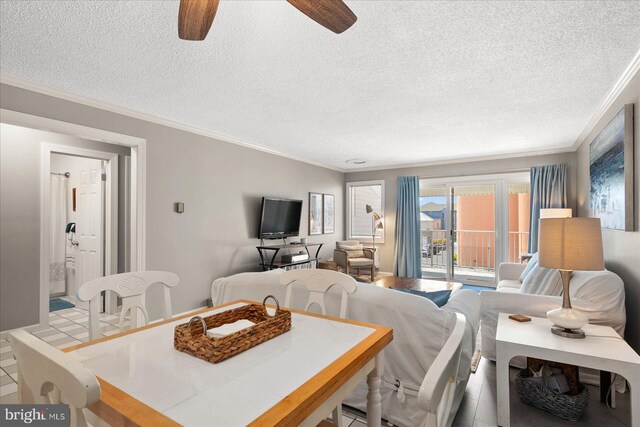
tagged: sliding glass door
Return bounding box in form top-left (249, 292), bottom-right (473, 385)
top-left (451, 184), bottom-right (496, 284)
top-left (420, 173), bottom-right (530, 286)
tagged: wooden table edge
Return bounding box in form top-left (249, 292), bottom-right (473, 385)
top-left (63, 299), bottom-right (393, 427)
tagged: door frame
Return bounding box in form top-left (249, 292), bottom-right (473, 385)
top-left (0, 108), bottom-right (147, 330)
top-left (420, 172), bottom-right (529, 285)
top-left (43, 144), bottom-right (118, 313)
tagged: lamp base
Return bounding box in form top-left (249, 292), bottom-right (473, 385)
top-left (546, 307), bottom-right (588, 339)
top-left (551, 326), bottom-right (585, 339)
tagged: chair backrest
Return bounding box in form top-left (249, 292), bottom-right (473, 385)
top-left (336, 240), bottom-right (360, 249)
top-left (417, 312), bottom-right (467, 427)
top-left (280, 269), bottom-right (357, 318)
top-left (8, 329), bottom-right (100, 427)
top-left (77, 271), bottom-right (179, 341)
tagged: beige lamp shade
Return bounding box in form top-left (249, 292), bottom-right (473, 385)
top-left (538, 218), bottom-right (604, 271)
top-left (540, 208), bottom-right (573, 219)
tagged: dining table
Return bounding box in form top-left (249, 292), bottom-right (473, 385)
top-left (63, 300), bottom-right (393, 426)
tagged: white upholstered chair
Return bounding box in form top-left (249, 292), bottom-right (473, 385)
top-left (280, 269), bottom-right (358, 427)
top-left (8, 329), bottom-right (101, 427)
top-left (77, 271), bottom-right (179, 341)
top-left (417, 312), bottom-right (467, 427)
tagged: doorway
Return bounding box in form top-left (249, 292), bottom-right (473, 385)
top-left (48, 153), bottom-right (110, 313)
top-left (419, 172), bottom-right (530, 286)
top-left (1, 108), bottom-right (147, 331)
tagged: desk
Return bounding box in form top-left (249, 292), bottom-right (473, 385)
top-left (64, 300), bottom-right (392, 426)
top-left (496, 313), bottom-right (640, 427)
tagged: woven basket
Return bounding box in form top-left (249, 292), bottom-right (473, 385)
top-left (174, 296), bottom-right (291, 363)
top-left (515, 370), bottom-right (589, 421)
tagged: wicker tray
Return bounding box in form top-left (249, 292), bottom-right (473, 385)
top-left (174, 296), bottom-right (291, 363)
top-left (515, 370), bottom-right (589, 421)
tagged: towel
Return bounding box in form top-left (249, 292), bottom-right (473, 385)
top-left (206, 319), bottom-right (255, 339)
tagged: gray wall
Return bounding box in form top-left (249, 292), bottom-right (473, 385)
top-left (0, 124), bottom-right (130, 330)
top-left (576, 70), bottom-right (640, 352)
top-left (344, 152), bottom-right (577, 273)
top-left (0, 83), bottom-right (345, 327)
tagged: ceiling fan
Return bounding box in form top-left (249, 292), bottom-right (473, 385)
top-left (178, 0), bottom-right (357, 41)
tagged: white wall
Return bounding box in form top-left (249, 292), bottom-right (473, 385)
top-left (0, 123), bottom-right (130, 330)
top-left (576, 70), bottom-right (640, 353)
top-left (0, 84), bottom-right (345, 328)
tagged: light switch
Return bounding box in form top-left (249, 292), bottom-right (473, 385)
top-left (175, 202), bottom-right (184, 213)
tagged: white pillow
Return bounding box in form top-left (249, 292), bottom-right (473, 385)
top-left (521, 265), bottom-right (564, 296)
top-left (519, 252), bottom-right (539, 282)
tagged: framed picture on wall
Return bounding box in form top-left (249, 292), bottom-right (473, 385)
top-left (323, 194), bottom-right (335, 234)
top-left (309, 192), bottom-right (323, 235)
top-left (589, 104), bottom-right (634, 231)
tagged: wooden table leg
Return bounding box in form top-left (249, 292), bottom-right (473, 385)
top-left (366, 353), bottom-right (383, 427)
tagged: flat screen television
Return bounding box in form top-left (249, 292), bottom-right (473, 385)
top-left (259, 197), bottom-right (303, 239)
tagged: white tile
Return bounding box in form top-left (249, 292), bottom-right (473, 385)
top-left (41, 333), bottom-right (68, 343)
top-left (0, 369), bottom-right (6, 377)
top-left (49, 318), bottom-right (69, 325)
top-left (58, 324), bottom-right (84, 332)
top-left (0, 392), bottom-right (18, 404)
top-left (9, 373), bottom-right (18, 382)
top-left (0, 382), bottom-right (17, 397)
top-left (56, 339), bottom-right (82, 349)
top-left (0, 346), bottom-right (12, 354)
top-left (0, 358), bottom-right (16, 368)
top-left (341, 414), bottom-right (355, 426)
top-left (102, 329), bottom-right (122, 337)
top-left (72, 332), bottom-right (89, 340)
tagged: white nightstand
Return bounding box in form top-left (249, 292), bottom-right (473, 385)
top-left (496, 313), bottom-right (640, 427)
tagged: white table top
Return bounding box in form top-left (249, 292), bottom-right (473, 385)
top-left (496, 313), bottom-right (640, 366)
top-left (69, 303), bottom-right (377, 426)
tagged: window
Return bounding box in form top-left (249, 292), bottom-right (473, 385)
top-left (346, 180), bottom-right (385, 242)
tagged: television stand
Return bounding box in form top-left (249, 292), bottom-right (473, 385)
top-left (256, 242), bottom-right (324, 271)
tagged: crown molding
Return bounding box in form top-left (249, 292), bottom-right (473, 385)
top-left (344, 146), bottom-right (575, 173)
top-left (571, 48), bottom-right (640, 151)
top-left (0, 73), bottom-right (344, 173)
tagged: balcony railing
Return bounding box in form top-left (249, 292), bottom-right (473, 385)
top-left (421, 230), bottom-right (530, 272)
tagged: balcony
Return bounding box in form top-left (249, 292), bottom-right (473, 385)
top-left (421, 230), bottom-right (529, 280)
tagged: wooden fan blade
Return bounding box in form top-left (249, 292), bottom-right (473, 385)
top-left (287, 0), bottom-right (357, 34)
top-left (178, 0), bottom-right (220, 41)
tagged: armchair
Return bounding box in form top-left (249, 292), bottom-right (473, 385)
top-left (334, 240), bottom-right (375, 281)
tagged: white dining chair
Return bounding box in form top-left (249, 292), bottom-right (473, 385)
top-left (417, 312), bottom-right (467, 427)
top-left (280, 269), bottom-right (358, 427)
top-left (77, 271), bottom-right (179, 341)
top-left (281, 269), bottom-right (358, 319)
top-left (8, 329), bottom-right (101, 427)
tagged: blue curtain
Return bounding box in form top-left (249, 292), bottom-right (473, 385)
top-left (393, 176), bottom-right (422, 278)
top-left (529, 164), bottom-right (568, 252)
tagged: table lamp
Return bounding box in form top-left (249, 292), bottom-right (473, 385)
top-left (365, 204), bottom-right (383, 249)
top-left (538, 218), bottom-right (604, 338)
top-left (540, 208), bottom-right (572, 218)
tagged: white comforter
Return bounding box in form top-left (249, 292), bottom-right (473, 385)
top-left (211, 270), bottom-right (481, 427)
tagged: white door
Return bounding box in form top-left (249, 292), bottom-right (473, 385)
top-left (76, 163), bottom-right (104, 290)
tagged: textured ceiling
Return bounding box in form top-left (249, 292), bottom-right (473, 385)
top-left (1, 1), bottom-right (640, 170)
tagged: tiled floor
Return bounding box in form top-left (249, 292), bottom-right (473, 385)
top-left (1, 305), bottom-right (633, 427)
top-left (0, 304), bottom-right (126, 404)
top-left (452, 357), bottom-right (631, 427)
